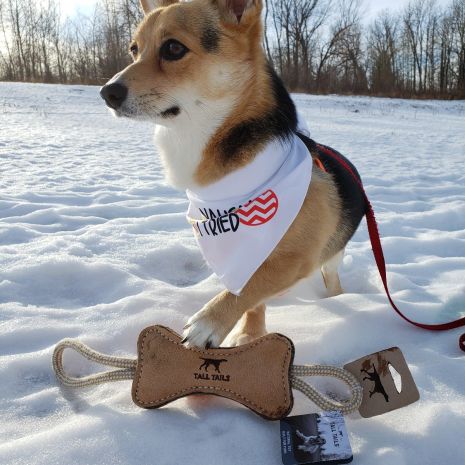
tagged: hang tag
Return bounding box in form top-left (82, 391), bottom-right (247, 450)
top-left (343, 347), bottom-right (419, 418)
top-left (280, 412), bottom-right (353, 465)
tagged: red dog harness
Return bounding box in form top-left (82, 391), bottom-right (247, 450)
top-left (315, 144), bottom-right (465, 352)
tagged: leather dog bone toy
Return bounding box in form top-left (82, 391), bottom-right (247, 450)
top-left (133, 326), bottom-right (294, 419)
top-left (53, 325), bottom-right (363, 420)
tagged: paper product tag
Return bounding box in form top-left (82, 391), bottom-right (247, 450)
top-left (343, 347), bottom-right (419, 418)
top-left (280, 411), bottom-right (353, 465)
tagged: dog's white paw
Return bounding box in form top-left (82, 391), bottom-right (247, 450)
top-left (182, 309), bottom-right (229, 349)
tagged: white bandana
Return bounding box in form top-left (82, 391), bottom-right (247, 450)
top-left (186, 134), bottom-right (312, 295)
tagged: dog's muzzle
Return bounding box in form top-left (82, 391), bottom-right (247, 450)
top-left (100, 82), bottom-right (128, 110)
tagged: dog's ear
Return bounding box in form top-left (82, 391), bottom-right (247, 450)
top-left (139, 0), bottom-right (178, 15)
top-left (213, 0), bottom-right (262, 26)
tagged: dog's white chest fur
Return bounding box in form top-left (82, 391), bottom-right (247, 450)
top-left (154, 93), bottom-right (236, 190)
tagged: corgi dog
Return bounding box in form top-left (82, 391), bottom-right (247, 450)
top-left (100, 0), bottom-right (366, 348)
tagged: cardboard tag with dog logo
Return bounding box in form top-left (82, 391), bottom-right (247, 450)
top-left (343, 347), bottom-right (419, 418)
top-left (280, 411), bottom-right (353, 465)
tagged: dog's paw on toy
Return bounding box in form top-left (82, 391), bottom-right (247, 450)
top-left (182, 309), bottom-right (233, 348)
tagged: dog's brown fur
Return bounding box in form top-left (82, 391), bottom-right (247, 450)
top-left (102, 0), bottom-right (360, 348)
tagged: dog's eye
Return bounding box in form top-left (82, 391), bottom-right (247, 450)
top-left (160, 39), bottom-right (189, 61)
top-left (130, 43), bottom-right (138, 57)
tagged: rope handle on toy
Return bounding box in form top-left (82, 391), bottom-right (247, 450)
top-left (53, 339), bottom-right (136, 387)
top-left (52, 339), bottom-right (362, 415)
top-left (290, 364), bottom-right (362, 414)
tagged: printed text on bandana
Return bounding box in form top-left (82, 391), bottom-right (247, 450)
top-left (193, 189), bottom-right (279, 237)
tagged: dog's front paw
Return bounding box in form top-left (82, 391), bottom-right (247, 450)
top-left (182, 309), bottom-right (230, 349)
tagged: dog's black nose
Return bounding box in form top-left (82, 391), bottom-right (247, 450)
top-left (100, 82), bottom-right (128, 110)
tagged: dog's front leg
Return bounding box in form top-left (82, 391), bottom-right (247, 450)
top-left (182, 256), bottom-right (304, 348)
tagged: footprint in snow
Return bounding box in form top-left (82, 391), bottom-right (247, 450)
top-left (133, 244), bottom-right (211, 287)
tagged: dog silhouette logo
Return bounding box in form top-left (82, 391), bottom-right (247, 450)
top-left (199, 357), bottom-right (228, 373)
top-left (361, 363), bottom-right (389, 402)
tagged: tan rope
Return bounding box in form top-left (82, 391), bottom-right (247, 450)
top-left (290, 364), bottom-right (363, 415)
top-left (52, 339), bottom-right (136, 387)
top-left (52, 339), bottom-right (362, 414)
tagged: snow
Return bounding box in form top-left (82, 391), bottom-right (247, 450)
top-left (1, 82), bottom-right (465, 465)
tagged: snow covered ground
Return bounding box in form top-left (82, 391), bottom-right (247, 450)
top-left (0, 82), bottom-right (464, 465)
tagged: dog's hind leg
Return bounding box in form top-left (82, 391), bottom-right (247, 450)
top-left (321, 249), bottom-right (344, 297)
top-left (226, 304), bottom-right (267, 347)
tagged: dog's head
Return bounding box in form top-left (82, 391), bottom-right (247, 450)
top-left (100, 0), bottom-right (264, 125)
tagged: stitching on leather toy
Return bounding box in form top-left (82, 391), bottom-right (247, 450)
top-left (133, 326), bottom-right (292, 415)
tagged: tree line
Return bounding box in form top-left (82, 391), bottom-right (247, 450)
top-left (1, 0), bottom-right (464, 98)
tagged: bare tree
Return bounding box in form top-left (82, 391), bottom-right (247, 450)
top-left (439, 9), bottom-right (453, 93)
top-left (0, 0), bottom-right (463, 98)
top-left (265, 0), bottom-right (332, 89)
top-left (367, 12), bottom-right (399, 94)
top-left (315, 0), bottom-right (365, 93)
top-left (451, 0), bottom-right (465, 95)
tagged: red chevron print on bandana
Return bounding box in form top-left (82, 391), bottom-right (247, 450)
top-left (236, 190), bottom-right (279, 226)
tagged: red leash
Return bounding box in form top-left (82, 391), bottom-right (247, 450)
top-left (316, 144), bottom-right (465, 352)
